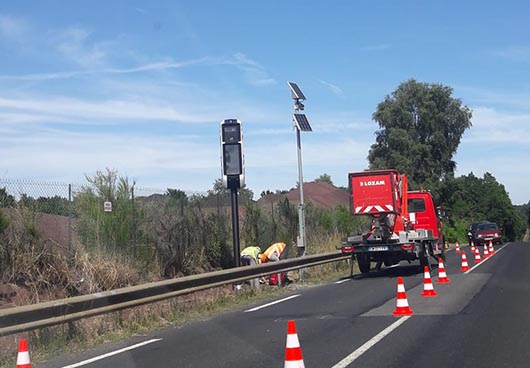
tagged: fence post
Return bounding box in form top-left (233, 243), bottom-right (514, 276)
top-left (68, 184), bottom-right (72, 256)
top-left (132, 186), bottom-right (136, 258)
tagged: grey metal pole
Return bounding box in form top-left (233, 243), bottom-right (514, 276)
top-left (230, 187), bottom-right (241, 267)
top-left (68, 184), bottom-right (72, 256)
top-left (296, 128), bottom-right (307, 255)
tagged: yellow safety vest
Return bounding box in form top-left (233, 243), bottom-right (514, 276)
top-left (240, 246), bottom-right (261, 261)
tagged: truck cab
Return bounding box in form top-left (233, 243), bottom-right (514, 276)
top-left (407, 191), bottom-right (445, 254)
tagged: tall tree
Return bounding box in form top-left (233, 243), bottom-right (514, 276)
top-left (368, 79), bottom-right (472, 189)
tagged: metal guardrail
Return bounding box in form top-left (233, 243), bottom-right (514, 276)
top-left (0, 251), bottom-right (349, 336)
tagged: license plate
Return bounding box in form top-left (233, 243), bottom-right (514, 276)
top-left (369, 246), bottom-right (389, 251)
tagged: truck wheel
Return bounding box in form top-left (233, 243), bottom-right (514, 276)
top-left (419, 244), bottom-right (431, 271)
top-left (442, 236), bottom-right (446, 266)
top-left (440, 243), bottom-right (447, 263)
top-left (356, 254), bottom-right (371, 274)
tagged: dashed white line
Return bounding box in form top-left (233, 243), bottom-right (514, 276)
top-left (62, 338), bottom-right (162, 368)
top-left (335, 279), bottom-right (351, 284)
top-left (244, 294), bottom-right (301, 312)
top-left (465, 242), bottom-right (510, 274)
top-left (331, 316), bottom-right (411, 368)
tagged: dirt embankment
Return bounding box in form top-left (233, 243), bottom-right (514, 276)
top-left (0, 211), bottom-right (77, 308)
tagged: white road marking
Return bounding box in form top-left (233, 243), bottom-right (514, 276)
top-left (335, 279), bottom-right (351, 284)
top-left (465, 242), bottom-right (510, 274)
top-left (331, 316), bottom-right (411, 368)
top-left (61, 339), bottom-right (162, 368)
top-left (244, 294), bottom-right (301, 312)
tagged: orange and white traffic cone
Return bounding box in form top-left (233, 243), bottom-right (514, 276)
top-left (474, 247), bottom-right (482, 263)
top-left (470, 241), bottom-right (475, 254)
top-left (392, 277), bottom-right (414, 316)
top-left (489, 240), bottom-right (495, 255)
top-left (437, 258), bottom-right (451, 283)
top-left (460, 252), bottom-right (470, 272)
top-left (483, 244), bottom-right (490, 258)
top-left (421, 266), bottom-right (438, 297)
top-left (455, 242), bottom-right (461, 254)
top-left (16, 339), bottom-right (31, 368)
top-left (284, 320), bottom-right (305, 368)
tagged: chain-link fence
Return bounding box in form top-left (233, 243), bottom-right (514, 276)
top-left (0, 179), bottom-right (74, 249)
top-left (0, 179), bottom-right (174, 258)
top-left (1, 176), bottom-right (361, 280)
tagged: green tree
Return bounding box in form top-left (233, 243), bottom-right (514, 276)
top-left (166, 188), bottom-right (188, 216)
top-left (440, 172), bottom-right (525, 242)
top-left (368, 79), bottom-right (472, 189)
top-left (36, 195), bottom-right (70, 216)
top-left (315, 174), bottom-right (333, 184)
top-left (0, 188), bottom-right (15, 208)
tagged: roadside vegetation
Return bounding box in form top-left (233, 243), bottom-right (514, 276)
top-left (367, 79), bottom-right (527, 243)
top-left (1, 78), bottom-right (528, 366)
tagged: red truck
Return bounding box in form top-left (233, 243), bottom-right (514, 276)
top-left (341, 169), bottom-right (445, 273)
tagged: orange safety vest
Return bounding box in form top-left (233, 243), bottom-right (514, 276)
top-left (261, 242), bottom-right (286, 263)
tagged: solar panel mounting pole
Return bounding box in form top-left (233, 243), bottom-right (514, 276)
top-left (296, 123), bottom-right (306, 255)
top-left (287, 82), bottom-right (312, 258)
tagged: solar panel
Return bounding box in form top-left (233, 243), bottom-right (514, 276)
top-left (293, 113), bottom-right (312, 132)
top-left (287, 82), bottom-right (306, 100)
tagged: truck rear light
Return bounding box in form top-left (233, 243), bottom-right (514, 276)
top-left (401, 244), bottom-right (414, 251)
top-left (342, 245), bottom-right (354, 254)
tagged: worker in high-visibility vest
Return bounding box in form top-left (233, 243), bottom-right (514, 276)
top-left (240, 245), bottom-right (261, 266)
top-left (240, 245), bottom-right (262, 289)
top-left (261, 242), bottom-right (287, 286)
top-left (261, 242), bottom-right (287, 263)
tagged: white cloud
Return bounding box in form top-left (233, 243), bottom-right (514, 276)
top-left (319, 80), bottom-right (343, 96)
top-left (496, 45), bottom-right (530, 62)
top-left (463, 107), bottom-right (530, 144)
top-left (0, 58), bottom-right (210, 82)
top-left (0, 95), bottom-right (217, 123)
top-left (224, 53), bottom-right (277, 86)
top-left (55, 27), bottom-right (109, 68)
top-left (455, 153), bottom-right (529, 205)
top-left (0, 14), bottom-right (26, 39)
top-left (456, 85), bottom-right (530, 110)
top-left (0, 128), bottom-right (220, 176)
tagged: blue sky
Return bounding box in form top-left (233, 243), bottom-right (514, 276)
top-left (1, 1), bottom-right (529, 204)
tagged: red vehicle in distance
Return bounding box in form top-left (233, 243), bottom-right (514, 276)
top-left (469, 222), bottom-right (502, 245)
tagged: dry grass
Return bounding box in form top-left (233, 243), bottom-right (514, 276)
top-left (0, 208), bottom-right (157, 307)
top-left (72, 250), bottom-right (146, 294)
top-left (0, 208), bottom-right (354, 367)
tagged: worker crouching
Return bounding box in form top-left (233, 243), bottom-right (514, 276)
top-left (261, 242), bottom-right (287, 285)
top-left (240, 245), bottom-right (262, 289)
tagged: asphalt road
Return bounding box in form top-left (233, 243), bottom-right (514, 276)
top-left (38, 241), bottom-right (529, 368)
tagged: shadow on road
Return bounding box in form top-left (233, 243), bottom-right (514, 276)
top-left (342, 262), bottom-right (440, 280)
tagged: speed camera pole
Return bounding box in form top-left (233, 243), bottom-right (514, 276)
top-left (230, 185), bottom-right (240, 267)
top-left (220, 119), bottom-right (245, 267)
